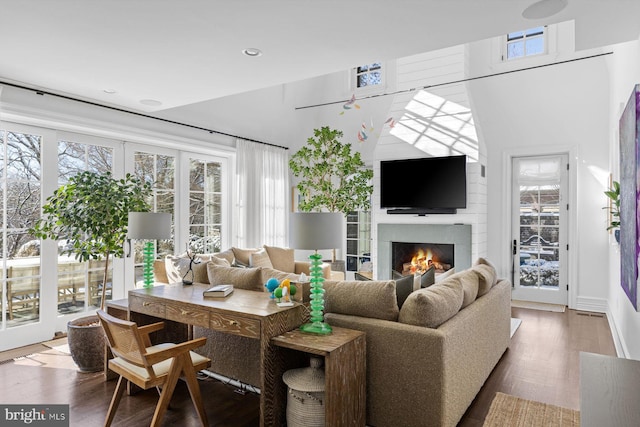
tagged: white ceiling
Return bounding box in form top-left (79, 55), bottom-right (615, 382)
top-left (1, 0), bottom-right (639, 117)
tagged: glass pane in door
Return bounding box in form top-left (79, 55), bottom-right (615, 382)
top-left (518, 184), bottom-right (560, 288)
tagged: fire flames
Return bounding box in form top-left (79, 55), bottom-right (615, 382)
top-left (402, 248), bottom-right (451, 276)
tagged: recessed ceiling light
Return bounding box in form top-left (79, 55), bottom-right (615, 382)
top-left (140, 99), bottom-right (162, 107)
top-left (522, 0), bottom-right (568, 19)
top-left (242, 48), bottom-right (263, 57)
top-left (103, 89), bottom-right (116, 94)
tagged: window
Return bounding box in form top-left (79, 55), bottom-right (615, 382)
top-left (57, 140), bottom-right (114, 314)
top-left (355, 63), bottom-right (382, 88)
top-left (189, 159), bottom-right (223, 254)
top-left (134, 152), bottom-right (175, 282)
top-left (506, 27), bottom-right (545, 60)
top-left (1, 130), bottom-right (42, 327)
top-left (346, 211), bottom-right (371, 272)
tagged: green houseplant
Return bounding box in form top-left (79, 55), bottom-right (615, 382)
top-left (31, 171), bottom-right (152, 371)
top-left (289, 126), bottom-right (373, 263)
top-left (604, 180), bottom-right (620, 242)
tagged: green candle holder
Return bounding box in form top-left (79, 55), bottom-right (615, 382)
top-left (300, 252), bottom-right (332, 334)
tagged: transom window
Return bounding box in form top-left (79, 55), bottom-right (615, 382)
top-left (506, 27), bottom-right (546, 60)
top-left (355, 63), bottom-right (382, 88)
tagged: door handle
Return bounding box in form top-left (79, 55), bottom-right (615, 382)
top-left (513, 239), bottom-right (517, 255)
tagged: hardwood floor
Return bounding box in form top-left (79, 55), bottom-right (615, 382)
top-left (459, 307), bottom-right (617, 426)
top-left (0, 307), bottom-right (616, 426)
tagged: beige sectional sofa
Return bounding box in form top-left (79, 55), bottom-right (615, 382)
top-left (152, 252), bottom-right (510, 426)
top-left (323, 258), bottom-right (511, 427)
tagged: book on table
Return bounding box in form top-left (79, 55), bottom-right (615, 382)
top-left (203, 284), bottom-right (234, 297)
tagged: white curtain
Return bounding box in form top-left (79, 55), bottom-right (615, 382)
top-left (235, 138), bottom-right (289, 248)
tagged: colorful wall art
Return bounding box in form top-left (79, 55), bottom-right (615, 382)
top-left (619, 84), bottom-right (640, 310)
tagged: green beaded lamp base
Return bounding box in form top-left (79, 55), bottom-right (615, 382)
top-left (142, 240), bottom-right (155, 288)
top-left (299, 252), bottom-right (332, 335)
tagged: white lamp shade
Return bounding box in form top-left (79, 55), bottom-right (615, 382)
top-left (127, 212), bottom-right (172, 240)
top-left (289, 212), bottom-right (343, 250)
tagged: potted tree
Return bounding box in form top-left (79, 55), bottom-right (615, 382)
top-left (289, 126), bottom-right (373, 269)
top-left (604, 180), bottom-right (620, 243)
top-left (31, 171), bottom-right (152, 372)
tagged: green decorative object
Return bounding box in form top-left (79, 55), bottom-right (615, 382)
top-left (604, 180), bottom-right (620, 231)
top-left (300, 252), bottom-right (332, 334)
top-left (142, 241), bottom-right (155, 288)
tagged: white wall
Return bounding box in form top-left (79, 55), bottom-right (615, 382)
top-left (466, 32), bottom-right (611, 311)
top-left (605, 38), bottom-right (640, 359)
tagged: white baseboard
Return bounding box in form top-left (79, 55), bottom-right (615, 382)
top-left (574, 296), bottom-right (608, 313)
top-left (606, 302), bottom-right (629, 358)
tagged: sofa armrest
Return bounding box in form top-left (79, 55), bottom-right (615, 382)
top-left (294, 260), bottom-right (331, 279)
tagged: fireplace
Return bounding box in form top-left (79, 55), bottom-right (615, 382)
top-left (391, 242), bottom-right (454, 276)
top-left (377, 224), bottom-right (472, 280)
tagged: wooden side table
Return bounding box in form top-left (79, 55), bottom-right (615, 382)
top-left (272, 326), bottom-right (366, 426)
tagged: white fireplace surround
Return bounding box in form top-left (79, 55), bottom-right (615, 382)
top-left (377, 223), bottom-right (472, 280)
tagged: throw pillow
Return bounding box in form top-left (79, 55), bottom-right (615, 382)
top-left (260, 267), bottom-right (300, 285)
top-left (209, 256), bottom-right (231, 268)
top-left (214, 249), bottom-right (235, 265)
top-left (165, 255), bottom-right (191, 284)
top-left (324, 280), bottom-right (399, 321)
top-left (394, 274), bottom-right (415, 309)
top-left (165, 255), bottom-right (211, 284)
top-left (420, 265), bottom-right (436, 288)
top-left (231, 247), bottom-right (260, 267)
top-left (206, 263), bottom-right (263, 292)
top-left (435, 267), bottom-right (456, 283)
top-left (448, 269), bottom-right (479, 308)
top-left (263, 245), bottom-right (295, 273)
top-left (398, 279), bottom-right (464, 328)
top-left (472, 264), bottom-right (497, 297)
top-left (249, 249), bottom-right (274, 269)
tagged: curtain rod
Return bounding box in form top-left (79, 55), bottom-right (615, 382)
top-left (295, 51), bottom-right (614, 110)
top-left (0, 80), bottom-right (288, 150)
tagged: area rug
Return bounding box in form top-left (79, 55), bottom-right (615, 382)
top-left (42, 337), bottom-right (70, 354)
top-left (511, 300), bottom-right (566, 313)
top-left (483, 392), bottom-right (580, 427)
top-left (0, 343), bottom-right (47, 364)
top-left (510, 318), bottom-right (522, 338)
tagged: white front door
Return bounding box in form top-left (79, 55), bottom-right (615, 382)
top-left (511, 154), bottom-right (568, 305)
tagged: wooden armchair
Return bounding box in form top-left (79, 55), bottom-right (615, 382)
top-left (96, 310), bottom-right (211, 427)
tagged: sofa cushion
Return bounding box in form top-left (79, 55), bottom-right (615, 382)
top-left (435, 267), bottom-right (456, 283)
top-left (249, 249), bottom-right (274, 269)
top-left (472, 258), bottom-right (498, 297)
top-left (214, 249), bottom-right (235, 265)
top-left (231, 247), bottom-right (260, 266)
top-left (324, 280), bottom-right (399, 321)
top-left (449, 269), bottom-right (479, 308)
top-left (206, 263), bottom-right (263, 292)
top-left (165, 255), bottom-right (211, 284)
top-left (263, 245), bottom-right (295, 273)
top-left (209, 256), bottom-right (231, 268)
top-left (395, 274), bottom-right (415, 309)
top-left (398, 279), bottom-right (464, 328)
top-left (260, 267), bottom-right (300, 285)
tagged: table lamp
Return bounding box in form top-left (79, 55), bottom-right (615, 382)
top-left (290, 212), bottom-right (343, 334)
top-left (127, 212), bottom-right (172, 288)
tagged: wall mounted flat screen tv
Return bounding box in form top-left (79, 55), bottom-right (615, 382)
top-left (380, 155), bottom-right (467, 215)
